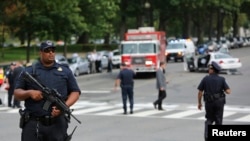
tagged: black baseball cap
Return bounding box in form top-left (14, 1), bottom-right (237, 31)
top-left (209, 61), bottom-right (221, 72)
top-left (40, 40), bottom-right (55, 50)
top-left (10, 62), bottom-right (16, 66)
top-left (121, 62), bottom-right (126, 67)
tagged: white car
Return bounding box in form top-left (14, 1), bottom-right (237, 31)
top-left (55, 54), bottom-right (69, 65)
top-left (97, 50), bottom-right (109, 69)
top-left (185, 52), bottom-right (242, 73)
top-left (68, 56), bottom-right (90, 76)
top-left (111, 49), bottom-right (121, 68)
top-left (166, 39), bottom-right (196, 62)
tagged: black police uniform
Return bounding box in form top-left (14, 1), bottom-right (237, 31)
top-left (12, 65), bottom-right (24, 108)
top-left (6, 66), bottom-right (15, 107)
top-left (15, 60), bottom-right (81, 141)
top-left (117, 67), bottom-right (135, 114)
top-left (197, 61), bottom-right (230, 140)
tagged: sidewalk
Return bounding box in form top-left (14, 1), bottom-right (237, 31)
top-left (0, 90), bottom-right (7, 106)
top-left (0, 90), bottom-right (24, 108)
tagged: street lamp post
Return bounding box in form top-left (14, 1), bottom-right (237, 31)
top-left (144, 1), bottom-right (150, 9)
top-left (217, 7), bottom-right (224, 41)
top-left (144, 1), bottom-right (151, 26)
top-left (1, 23), bottom-right (5, 58)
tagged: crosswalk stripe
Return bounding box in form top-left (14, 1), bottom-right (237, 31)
top-left (133, 103), bottom-right (179, 109)
top-left (0, 107), bottom-right (11, 111)
top-left (73, 101), bottom-right (108, 106)
top-left (1, 101), bottom-right (250, 123)
top-left (223, 111), bottom-right (237, 117)
top-left (197, 117), bottom-right (205, 120)
top-left (234, 114), bottom-right (250, 122)
top-left (95, 108), bottom-right (124, 115)
top-left (7, 109), bottom-right (19, 113)
top-left (225, 105), bottom-right (250, 112)
top-left (197, 111), bottom-right (237, 120)
top-left (163, 110), bottom-right (202, 118)
top-left (73, 105), bottom-right (114, 115)
top-left (131, 109), bottom-right (173, 117)
top-left (81, 90), bottom-right (110, 94)
top-left (96, 107), bottom-right (143, 115)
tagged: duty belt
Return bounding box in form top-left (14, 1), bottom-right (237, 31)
top-left (29, 115), bottom-right (56, 126)
top-left (204, 93), bottom-right (225, 102)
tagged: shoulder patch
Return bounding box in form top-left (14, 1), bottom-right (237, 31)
top-left (25, 62), bottom-right (32, 67)
top-left (58, 63), bottom-right (69, 68)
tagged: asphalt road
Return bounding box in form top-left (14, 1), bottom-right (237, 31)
top-left (0, 46), bottom-right (250, 141)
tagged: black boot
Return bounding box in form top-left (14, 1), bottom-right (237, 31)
top-left (123, 108), bottom-right (127, 114)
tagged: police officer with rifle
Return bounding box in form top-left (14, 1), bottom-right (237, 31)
top-left (14, 40), bottom-right (81, 141)
top-left (197, 61), bottom-right (231, 141)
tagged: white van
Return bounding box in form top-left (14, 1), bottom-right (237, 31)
top-left (111, 49), bottom-right (121, 68)
top-left (165, 39), bottom-right (196, 62)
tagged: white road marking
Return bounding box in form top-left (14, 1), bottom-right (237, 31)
top-left (197, 111), bottom-right (236, 120)
top-left (234, 114), bottom-right (250, 122)
top-left (73, 105), bottom-right (113, 115)
top-left (131, 109), bottom-right (173, 117)
top-left (163, 110), bottom-right (202, 118)
top-left (0, 107), bottom-right (11, 111)
top-left (1, 101), bottom-right (250, 123)
top-left (95, 108), bottom-right (124, 115)
top-left (81, 90), bottom-right (110, 94)
top-left (7, 109), bottom-right (19, 113)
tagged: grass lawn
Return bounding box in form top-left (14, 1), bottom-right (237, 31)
top-left (0, 43), bottom-right (118, 65)
top-left (0, 46), bottom-right (80, 64)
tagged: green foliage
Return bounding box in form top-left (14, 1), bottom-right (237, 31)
top-left (0, 47), bottom-right (38, 63)
top-left (1, 0), bottom-right (250, 63)
top-left (66, 43), bottom-right (118, 53)
top-left (0, 43), bottom-right (118, 63)
top-left (78, 0), bottom-right (119, 39)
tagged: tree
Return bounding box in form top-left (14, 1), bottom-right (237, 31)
top-left (44, 0), bottom-right (86, 57)
top-left (77, 0), bottom-right (119, 45)
top-left (4, 0), bottom-right (85, 62)
top-left (0, 0), bottom-right (12, 58)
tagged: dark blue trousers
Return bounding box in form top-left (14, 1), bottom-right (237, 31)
top-left (21, 115), bottom-right (68, 141)
top-left (121, 86), bottom-right (134, 113)
top-left (204, 98), bottom-right (225, 140)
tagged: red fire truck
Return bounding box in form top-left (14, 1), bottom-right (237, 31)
top-left (120, 27), bottom-right (166, 75)
top-left (0, 68), bottom-right (4, 86)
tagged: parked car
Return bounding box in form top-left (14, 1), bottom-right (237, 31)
top-left (228, 37), bottom-right (239, 49)
top-left (184, 52), bottom-right (242, 73)
top-left (85, 50), bottom-right (109, 72)
top-left (97, 50), bottom-right (109, 69)
top-left (68, 56), bottom-right (90, 76)
top-left (218, 46), bottom-right (229, 54)
top-left (165, 39), bottom-right (196, 62)
top-left (55, 54), bottom-right (68, 65)
top-left (217, 39), bottom-right (231, 50)
top-left (196, 43), bottom-right (208, 55)
top-left (111, 49), bottom-right (121, 68)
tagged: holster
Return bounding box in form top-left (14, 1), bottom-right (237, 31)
top-left (19, 109), bottom-right (30, 129)
top-left (204, 93), bottom-right (225, 103)
top-left (64, 135), bottom-right (72, 141)
top-left (64, 126), bottom-right (77, 141)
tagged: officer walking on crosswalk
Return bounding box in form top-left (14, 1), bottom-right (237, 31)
top-left (114, 63), bottom-right (135, 114)
top-left (197, 61), bottom-right (231, 141)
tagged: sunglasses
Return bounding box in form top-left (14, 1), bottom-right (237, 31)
top-left (208, 65), bottom-right (213, 70)
top-left (43, 48), bottom-right (56, 53)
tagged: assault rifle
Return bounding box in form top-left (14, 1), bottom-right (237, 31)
top-left (22, 71), bottom-right (81, 124)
